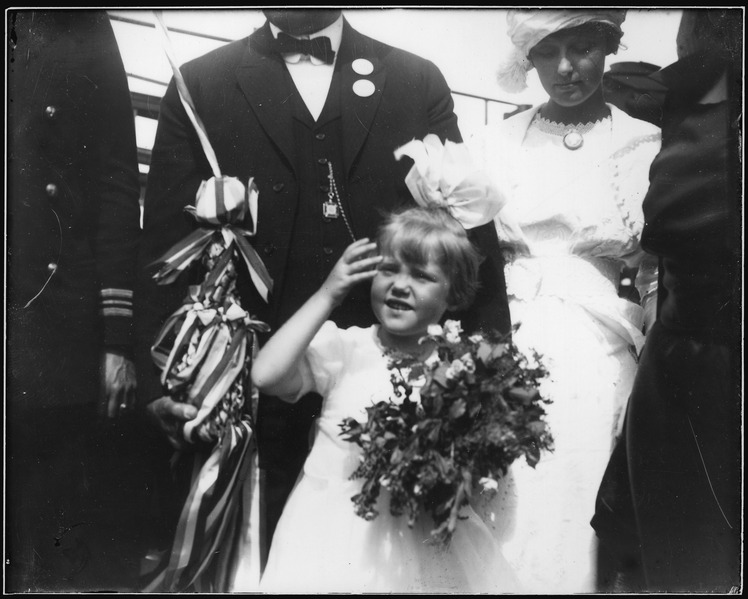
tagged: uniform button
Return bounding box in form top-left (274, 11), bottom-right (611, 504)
top-left (263, 245), bottom-right (276, 256)
top-left (272, 183), bottom-right (285, 192)
top-left (45, 183), bottom-right (58, 197)
top-left (44, 105), bottom-right (57, 119)
top-left (47, 262), bottom-right (58, 272)
top-left (317, 157), bottom-right (327, 165)
top-left (323, 247), bottom-right (334, 256)
top-left (315, 133), bottom-right (326, 141)
top-left (319, 184), bottom-right (329, 192)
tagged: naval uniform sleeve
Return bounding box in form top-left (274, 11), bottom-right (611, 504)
top-left (88, 12), bottom-right (142, 350)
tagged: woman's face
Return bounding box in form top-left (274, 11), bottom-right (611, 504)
top-left (371, 251), bottom-right (452, 351)
top-left (529, 27), bottom-right (609, 109)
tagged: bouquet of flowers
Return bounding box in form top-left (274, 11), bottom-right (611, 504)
top-left (340, 320), bottom-right (553, 546)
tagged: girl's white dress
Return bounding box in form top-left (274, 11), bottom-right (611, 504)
top-left (259, 322), bottom-right (521, 594)
top-left (471, 104), bottom-right (661, 593)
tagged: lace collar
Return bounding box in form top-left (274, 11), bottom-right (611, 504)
top-left (531, 113), bottom-right (612, 136)
top-left (530, 111), bottom-right (612, 150)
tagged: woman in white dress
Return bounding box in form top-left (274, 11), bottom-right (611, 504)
top-left (471, 9), bottom-right (661, 593)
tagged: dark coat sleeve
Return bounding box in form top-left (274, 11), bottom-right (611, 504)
top-left (7, 10), bottom-right (141, 349)
top-left (413, 54), bottom-right (510, 335)
top-left (458, 224), bottom-right (511, 336)
top-left (87, 12), bottom-right (142, 347)
top-left (134, 74), bottom-right (210, 404)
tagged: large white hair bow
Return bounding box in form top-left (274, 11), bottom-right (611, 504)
top-left (393, 134), bottom-right (505, 229)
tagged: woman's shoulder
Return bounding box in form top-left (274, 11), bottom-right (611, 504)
top-left (609, 105), bottom-right (661, 138)
top-left (609, 105), bottom-right (662, 160)
top-left (469, 105), bottom-right (540, 163)
top-left (482, 105), bottom-right (540, 137)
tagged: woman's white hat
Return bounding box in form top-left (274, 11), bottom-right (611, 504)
top-left (497, 9), bottom-right (627, 93)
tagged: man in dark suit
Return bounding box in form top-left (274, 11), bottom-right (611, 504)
top-left (135, 9), bottom-right (509, 562)
top-left (7, 10), bottom-right (143, 591)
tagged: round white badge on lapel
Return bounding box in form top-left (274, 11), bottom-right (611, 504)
top-left (352, 79), bottom-right (376, 98)
top-left (352, 58), bottom-right (374, 76)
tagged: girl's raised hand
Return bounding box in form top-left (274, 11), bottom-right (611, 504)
top-left (320, 238), bottom-right (382, 306)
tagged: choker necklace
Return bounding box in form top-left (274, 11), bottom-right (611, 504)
top-left (532, 113), bottom-right (610, 151)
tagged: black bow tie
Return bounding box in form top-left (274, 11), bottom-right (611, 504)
top-left (272, 32), bottom-right (336, 64)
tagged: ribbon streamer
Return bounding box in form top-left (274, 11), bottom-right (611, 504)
top-left (150, 225), bottom-right (272, 303)
top-left (153, 10), bottom-right (222, 178)
top-left (146, 14), bottom-right (272, 592)
top-left (143, 419), bottom-right (258, 592)
top-left (149, 176), bottom-right (272, 302)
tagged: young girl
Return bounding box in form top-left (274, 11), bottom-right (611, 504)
top-left (253, 206), bottom-right (520, 593)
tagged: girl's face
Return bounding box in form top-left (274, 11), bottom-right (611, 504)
top-left (371, 251), bottom-right (452, 351)
top-left (529, 27), bottom-right (608, 109)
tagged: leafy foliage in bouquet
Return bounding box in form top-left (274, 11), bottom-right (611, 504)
top-left (340, 320), bottom-right (553, 546)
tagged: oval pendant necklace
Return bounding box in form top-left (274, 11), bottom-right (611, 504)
top-left (562, 130), bottom-right (584, 150)
top-left (533, 112), bottom-right (609, 151)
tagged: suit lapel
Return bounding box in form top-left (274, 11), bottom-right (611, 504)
top-left (338, 20), bottom-right (386, 177)
top-left (235, 24), bottom-right (297, 173)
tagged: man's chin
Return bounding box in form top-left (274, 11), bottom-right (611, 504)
top-left (263, 9), bottom-right (342, 36)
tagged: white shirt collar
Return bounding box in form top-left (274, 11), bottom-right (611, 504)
top-left (269, 15), bottom-right (343, 66)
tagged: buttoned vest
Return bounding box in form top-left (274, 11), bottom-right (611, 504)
top-left (275, 64), bottom-right (372, 329)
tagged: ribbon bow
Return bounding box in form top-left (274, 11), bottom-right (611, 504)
top-left (152, 11), bottom-right (273, 302)
top-left (149, 176), bottom-right (273, 302)
top-left (394, 134), bottom-right (505, 229)
top-left (272, 32), bottom-right (336, 64)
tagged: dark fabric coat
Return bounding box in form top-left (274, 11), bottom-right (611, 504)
top-left (6, 10), bottom-right (143, 591)
top-left (7, 9), bottom-right (141, 410)
top-left (592, 47), bottom-right (742, 593)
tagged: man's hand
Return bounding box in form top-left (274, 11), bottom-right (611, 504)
top-left (146, 396), bottom-right (198, 450)
top-left (100, 350), bottom-right (137, 419)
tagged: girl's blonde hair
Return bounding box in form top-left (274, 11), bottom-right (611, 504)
top-left (376, 206), bottom-right (482, 311)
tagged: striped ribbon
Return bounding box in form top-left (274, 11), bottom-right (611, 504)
top-left (149, 223), bottom-right (272, 302)
top-left (145, 315), bottom-right (267, 592)
top-left (153, 10), bottom-right (221, 178)
top-left (151, 12), bottom-right (272, 302)
top-left (185, 176), bottom-right (253, 226)
top-left (143, 418), bottom-right (260, 592)
top-left (146, 13), bottom-right (272, 591)
top-left (151, 296), bottom-right (270, 433)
